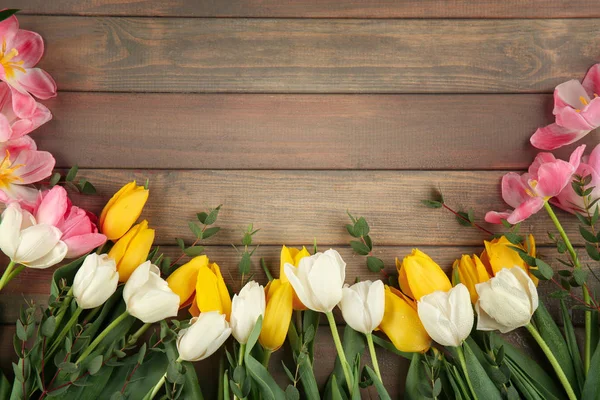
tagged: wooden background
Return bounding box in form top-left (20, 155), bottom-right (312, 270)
top-left (2, 1), bottom-right (600, 398)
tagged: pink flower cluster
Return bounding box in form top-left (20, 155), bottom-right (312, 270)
top-left (487, 63), bottom-right (600, 224)
top-left (0, 14), bottom-right (106, 260)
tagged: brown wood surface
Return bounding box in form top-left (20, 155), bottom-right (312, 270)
top-left (36, 92), bottom-right (600, 170)
top-left (16, 0), bottom-right (600, 18)
top-left (16, 16), bottom-right (600, 94)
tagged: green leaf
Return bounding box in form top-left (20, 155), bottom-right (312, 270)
top-left (353, 217), bottom-right (370, 237)
top-left (245, 354), bottom-right (285, 400)
top-left (196, 212), bottom-right (208, 224)
top-left (175, 238), bottom-right (185, 250)
top-left (203, 205), bottom-right (222, 225)
top-left (16, 320), bottom-right (27, 341)
top-left (582, 336), bottom-right (600, 399)
top-left (245, 315), bottom-right (263, 360)
top-left (421, 200), bottom-right (443, 209)
top-left (184, 246), bottom-right (204, 257)
top-left (0, 9), bottom-right (19, 22)
top-left (580, 226), bottom-right (598, 243)
top-left (78, 180), bottom-right (97, 194)
top-left (41, 316), bottom-right (56, 337)
top-left (349, 241), bottom-right (370, 256)
top-left (188, 222), bottom-right (203, 238)
top-left (461, 341), bottom-right (503, 400)
top-left (371, 335), bottom-right (412, 360)
top-left (239, 252), bottom-right (252, 275)
top-left (329, 326), bottom-right (364, 393)
top-left (366, 256), bottom-right (384, 272)
top-left (284, 385), bottom-right (300, 400)
top-left (572, 269), bottom-right (588, 286)
top-left (87, 355), bottom-right (103, 376)
top-left (345, 224), bottom-right (357, 238)
top-left (587, 243), bottom-right (600, 261)
top-left (364, 366), bottom-right (391, 400)
top-left (202, 226), bottom-right (221, 240)
top-left (531, 258), bottom-right (553, 280)
top-left (405, 353), bottom-right (426, 400)
top-left (49, 172), bottom-right (61, 187)
top-left (456, 211), bottom-right (472, 227)
top-left (559, 300), bottom-right (585, 393)
top-left (66, 165), bottom-right (78, 182)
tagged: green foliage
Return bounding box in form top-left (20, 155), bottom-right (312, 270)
top-left (346, 211), bottom-right (384, 272)
top-left (233, 224), bottom-right (260, 282)
top-left (49, 166), bottom-right (97, 194)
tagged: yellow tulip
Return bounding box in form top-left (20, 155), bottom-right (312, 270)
top-left (397, 249), bottom-right (452, 300)
top-left (108, 220), bottom-right (155, 282)
top-left (378, 286), bottom-right (431, 353)
top-left (100, 181), bottom-right (149, 241)
top-left (259, 279), bottom-right (293, 351)
top-left (452, 255), bottom-right (491, 304)
top-left (167, 255), bottom-right (209, 306)
top-left (193, 262), bottom-right (232, 320)
top-left (481, 234), bottom-right (538, 285)
top-left (280, 245), bottom-right (310, 310)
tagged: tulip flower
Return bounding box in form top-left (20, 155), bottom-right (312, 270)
top-left (480, 235), bottom-right (538, 285)
top-left (452, 254), bottom-right (491, 304)
top-left (379, 286), bottom-right (431, 353)
top-left (100, 181), bottom-right (149, 241)
top-left (0, 15), bottom-right (57, 119)
top-left (108, 220), bottom-right (155, 282)
top-left (0, 81), bottom-right (51, 143)
top-left (339, 280), bottom-right (384, 335)
top-left (177, 312), bottom-right (232, 362)
top-left (475, 267), bottom-right (539, 333)
top-left (0, 149), bottom-right (55, 208)
top-left (230, 280), bottom-right (265, 345)
top-left (485, 145), bottom-right (584, 225)
top-left (417, 284), bottom-right (474, 347)
top-left (33, 186), bottom-right (107, 258)
top-left (552, 143), bottom-right (600, 214)
top-left (123, 261), bottom-right (180, 323)
top-left (193, 261), bottom-right (232, 319)
top-left (259, 279), bottom-right (293, 352)
top-left (397, 249), bottom-right (452, 300)
top-left (167, 255), bottom-right (208, 306)
top-left (73, 253), bottom-right (119, 309)
top-left (531, 64), bottom-right (600, 150)
top-left (280, 245), bottom-right (310, 310)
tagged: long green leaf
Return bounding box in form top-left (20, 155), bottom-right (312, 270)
top-left (364, 366), bottom-right (391, 400)
top-left (164, 333), bottom-right (204, 400)
top-left (462, 340), bottom-right (502, 400)
top-left (328, 325), bottom-right (364, 395)
top-left (371, 335), bottom-right (412, 360)
top-left (245, 354), bottom-right (285, 400)
top-left (404, 352), bottom-right (424, 400)
top-left (582, 336), bottom-right (600, 399)
top-left (0, 371), bottom-right (10, 400)
top-left (245, 315), bottom-right (263, 359)
top-left (50, 256), bottom-right (87, 296)
top-left (560, 300), bottom-right (585, 392)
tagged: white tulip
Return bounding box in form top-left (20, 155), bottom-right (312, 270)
top-left (475, 267), bottom-right (539, 333)
top-left (73, 253), bottom-right (119, 309)
top-left (284, 249), bottom-right (346, 313)
top-left (339, 280), bottom-right (384, 334)
top-left (123, 261), bottom-right (180, 323)
top-left (177, 311), bottom-right (232, 361)
top-left (0, 203), bottom-right (67, 268)
top-left (417, 284), bottom-right (474, 347)
top-left (230, 280), bottom-right (265, 344)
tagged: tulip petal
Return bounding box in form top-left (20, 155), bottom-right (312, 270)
top-left (380, 287), bottom-right (430, 352)
top-left (535, 160), bottom-right (576, 197)
top-left (26, 240), bottom-right (67, 269)
top-left (11, 150), bottom-right (55, 184)
top-left (307, 252), bottom-right (344, 312)
top-left (63, 233), bottom-right (107, 258)
top-left (418, 292), bottom-right (461, 347)
top-left (11, 29), bottom-right (45, 68)
top-left (260, 280), bottom-right (293, 351)
top-left (17, 68), bottom-right (57, 100)
top-left (447, 284), bottom-right (474, 343)
top-left (530, 123), bottom-right (589, 150)
top-left (0, 203), bottom-right (23, 259)
top-left (582, 64), bottom-right (600, 96)
top-left (15, 224), bottom-right (62, 263)
top-left (554, 79), bottom-right (591, 110)
top-left (506, 197), bottom-right (545, 225)
top-left (167, 255), bottom-right (207, 306)
top-left (0, 16), bottom-right (19, 47)
top-left (501, 172), bottom-right (530, 209)
top-left (35, 186), bottom-right (68, 226)
top-left (284, 262), bottom-right (316, 311)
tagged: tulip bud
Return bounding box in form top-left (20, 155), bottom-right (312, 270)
top-left (193, 261), bottom-right (232, 319)
top-left (100, 181), bottom-right (149, 241)
top-left (123, 261), bottom-right (179, 323)
top-left (475, 267), bottom-right (539, 333)
top-left (280, 245), bottom-right (310, 310)
top-left (284, 249), bottom-right (346, 313)
top-left (177, 312), bottom-right (232, 361)
top-left (0, 203), bottom-right (67, 268)
top-left (379, 286), bottom-right (431, 353)
top-left (167, 255), bottom-right (208, 306)
top-left (417, 284), bottom-right (473, 347)
top-left (108, 220), bottom-right (155, 282)
top-left (73, 253), bottom-right (119, 309)
top-left (481, 235), bottom-right (538, 284)
top-left (398, 249), bottom-right (452, 300)
top-left (453, 255), bottom-right (491, 304)
top-left (339, 280), bottom-right (384, 334)
top-left (230, 281), bottom-right (266, 344)
top-left (259, 279), bottom-right (293, 351)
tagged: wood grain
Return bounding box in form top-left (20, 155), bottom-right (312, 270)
top-left (0, 245), bottom-right (593, 324)
top-left (18, 16), bottom-right (600, 93)
top-left (36, 92), bottom-right (600, 170)
top-left (16, 0), bottom-right (600, 18)
top-left (52, 169), bottom-right (585, 247)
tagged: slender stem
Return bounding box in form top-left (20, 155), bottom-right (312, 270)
top-left (54, 287), bottom-right (74, 328)
top-left (47, 307), bottom-right (84, 360)
top-left (295, 310), bottom-right (303, 333)
top-left (0, 260), bottom-right (16, 291)
top-left (526, 323), bottom-right (577, 400)
top-left (262, 349), bottom-right (273, 368)
top-left (149, 357), bottom-right (182, 399)
top-left (76, 310), bottom-right (129, 364)
top-left (127, 323), bottom-right (151, 347)
top-left (544, 201), bottom-right (592, 374)
top-left (238, 343), bottom-right (246, 366)
top-left (3, 264), bottom-right (24, 288)
top-left (260, 258), bottom-right (273, 281)
top-left (366, 333), bottom-right (382, 383)
top-left (325, 312), bottom-right (353, 394)
top-left (456, 344), bottom-right (477, 400)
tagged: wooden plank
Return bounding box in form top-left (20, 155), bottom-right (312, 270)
top-left (36, 92), bottom-right (600, 170)
top-left (49, 169), bottom-right (584, 247)
top-left (19, 16), bottom-right (600, 93)
top-left (1, 245), bottom-right (594, 324)
top-left (16, 0), bottom-right (600, 18)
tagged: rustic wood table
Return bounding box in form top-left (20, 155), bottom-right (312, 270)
top-left (2, 1), bottom-right (600, 398)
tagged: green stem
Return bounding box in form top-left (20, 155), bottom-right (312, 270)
top-left (238, 343), bottom-right (246, 366)
top-left (295, 310), bottom-right (303, 333)
top-left (127, 323), bottom-right (152, 347)
top-left (262, 349), bottom-right (273, 368)
top-left (526, 323), bottom-right (577, 400)
top-left (47, 307), bottom-right (83, 360)
top-left (4, 265), bottom-right (24, 288)
top-left (148, 357), bottom-right (182, 399)
top-left (54, 287), bottom-right (74, 328)
top-left (76, 310), bottom-right (129, 364)
top-left (366, 333), bottom-right (382, 383)
top-left (544, 201), bottom-right (592, 374)
top-left (260, 258), bottom-right (273, 282)
top-left (0, 260), bottom-right (16, 291)
top-left (325, 312), bottom-right (353, 395)
top-left (456, 344), bottom-right (477, 400)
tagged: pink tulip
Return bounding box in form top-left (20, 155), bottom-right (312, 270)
top-left (552, 143), bottom-right (600, 214)
top-left (34, 186), bottom-right (107, 258)
top-left (486, 145), bottom-right (585, 224)
top-left (531, 64), bottom-right (600, 150)
top-left (0, 81), bottom-right (51, 143)
top-left (0, 149), bottom-right (55, 208)
top-left (0, 15), bottom-right (56, 119)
